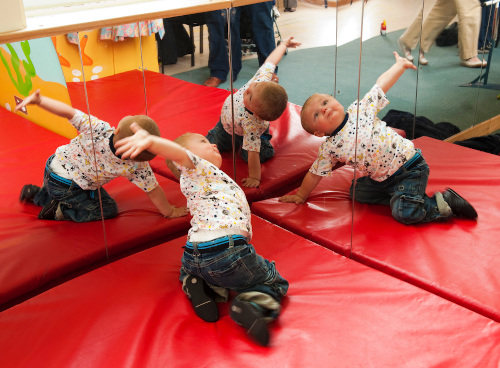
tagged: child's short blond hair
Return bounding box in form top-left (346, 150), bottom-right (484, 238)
top-left (257, 81), bottom-right (288, 121)
top-left (300, 94), bottom-right (319, 134)
top-left (165, 132), bottom-right (195, 180)
top-left (116, 115), bottom-right (160, 161)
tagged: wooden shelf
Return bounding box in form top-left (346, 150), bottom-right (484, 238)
top-left (0, 0), bottom-right (233, 44)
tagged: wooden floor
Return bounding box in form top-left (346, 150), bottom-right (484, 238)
top-left (162, 0), bottom-right (436, 76)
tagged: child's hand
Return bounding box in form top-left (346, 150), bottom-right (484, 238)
top-left (166, 205), bottom-right (189, 218)
top-left (115, 123), bottom-right (152, 159)
top-left (242, 177), bottom-right (260, 188)
top-left (393, 51), bottom-right (417, 71)
top-left (283, 36), bottom-right (301, 49)
top-left (279, 194), bottom-right (305, 204)
top-left (15, 89), bottom-right (42, 112)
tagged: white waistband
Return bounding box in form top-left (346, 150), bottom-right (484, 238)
top-left (188, 229), bottom-right (249, 243)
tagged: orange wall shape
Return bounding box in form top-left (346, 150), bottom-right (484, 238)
top-left (0, 47), bottom-right (77, 139)
top-left (54, 31), bottom-right (159, 83)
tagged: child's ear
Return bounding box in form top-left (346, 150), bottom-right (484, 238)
top-left (313, 131), bottom-right (325, 137)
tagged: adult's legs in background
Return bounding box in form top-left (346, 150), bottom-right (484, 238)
top-left (454, 0), bottom-right (481, 61)
top-left (204, 8), bottom-right (242, 85)
top-left (247, 2), bottom-right (276, 68)
top-left (419, 0), bottom-right (457, 55)
top-left (283, 0), bottom-right (297, 12)
top-left (399, 7), bottom-right (424, 51)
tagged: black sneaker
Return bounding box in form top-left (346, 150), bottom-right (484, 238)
top-left (20, 184), bottom-right (40, 203)
top-left (230, 298), bottom-right (269, 346)
top-left (185, 275), bottom-right (219, 322)
top-left (443, 188), bottom-right (478, 219)
top-left (37, 199), bottom-right (60, 220)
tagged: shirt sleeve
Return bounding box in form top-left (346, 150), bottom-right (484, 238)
top-left (69, 109), bottom-right (110, 135)
top-left (355, 84), bottom-right (390, 129)
top-left (242, 121), bottom-right (268, 152)
top-left (250, 62), bottom-right (276, 84)
top-left (309, 141), bottom-right (338, 177)
top-left (128, 162), bottom-right (159, 192)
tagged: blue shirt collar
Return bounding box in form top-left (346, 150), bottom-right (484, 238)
top-left (329, 112), bottom-right (349, 137)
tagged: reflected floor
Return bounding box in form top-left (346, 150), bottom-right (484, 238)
top-left (161, 0), bottom-right (436, 76)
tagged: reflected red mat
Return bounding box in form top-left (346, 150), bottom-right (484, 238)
top-left (1, 215), bottom-right (499, 367)
top-left (68, 70), bottom-right (325, 202)
top-left (0, 108), bottom-right (190, 308)
top-left (253, 137), bottom-right (500, 322)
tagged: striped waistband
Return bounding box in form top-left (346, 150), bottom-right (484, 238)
top-left (184, 235), bottom-right (247, 255)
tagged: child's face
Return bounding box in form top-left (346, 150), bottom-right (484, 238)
top-left (184, 134), bottom-right (222, 168)
top-left (243, 82), bottom-right (263, 115)
top-left (303, 94), bottom-right (345, 137)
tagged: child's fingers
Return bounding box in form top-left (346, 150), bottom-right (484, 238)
top-left (280, 194), bottom-right (302, 204)
top-left (279, 195), bottom-right (293, 202)
top-left (167, 206), bottom-right (189, 218)
top-left (130, 122), bottom-right (141, 132)
top-left (14, 99), bottom-right (28, 112)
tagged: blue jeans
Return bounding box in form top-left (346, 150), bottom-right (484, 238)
top-left (205, 2), bottom-right (276, 81)
top-left (350, 153), bottom-right (448, 224)
top-left (206, 120), bottom-right (275, 163)
top-left (33, 155), bottom-right (118, 222)
top-left (179, 239), bottom-right (289, 309)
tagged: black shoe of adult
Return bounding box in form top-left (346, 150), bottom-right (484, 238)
top-left (37, 199), bottom-right (60, 220)
top-left (185, 275), bottom-right (219, 322)
top-left (20, 184), bottom-right (41, 203)
top-left (443, 188), bottom-right (477, 219)
top-left (230, 298), bottom-right (269, 346)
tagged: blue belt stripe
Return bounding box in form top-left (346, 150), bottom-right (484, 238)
top-left (45, 159), bottom-right (79, 188)
top-left (392, 150), bottom-right (422, 177)
top-left (186, 235), bottom-right (247, 249)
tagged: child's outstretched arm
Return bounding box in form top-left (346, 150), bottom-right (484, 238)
top-left (265, 36), bottom-right (301, 67)
top-left (115, 123), bottom-right (192, 218)
top-left (376, 51), bottom-right (417, 94)
top-left (279, 171), bottom-right (323, 204)
top-left (14, 89), bottom-right (76, 120)
top-left (115, 123), bottom-right (193, 169)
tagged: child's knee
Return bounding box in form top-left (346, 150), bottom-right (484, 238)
top-left (391, 194), bottom-right (425, 224)
top-left (260, 144), bottom-right (275, 163)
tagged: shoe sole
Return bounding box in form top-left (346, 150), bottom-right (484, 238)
top-left (230, 298), bottom-right (269, 346)
top-left (185, 276), bottom-right (219, 322)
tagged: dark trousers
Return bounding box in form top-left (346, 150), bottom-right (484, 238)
top-left (205, 2), bottom-right (276, 81)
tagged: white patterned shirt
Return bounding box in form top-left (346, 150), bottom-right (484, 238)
top-left (220, 62), bottom-right (276, 152)
top-left (176, 150), bottom-right (252, 241)
top-left (52, 110), bottom-right (158, 192)
top-left (310, 84), bottom-right (416, 182)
